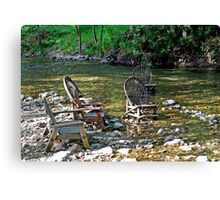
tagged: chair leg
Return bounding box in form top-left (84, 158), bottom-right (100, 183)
top-left (96, 111), bottom-right (106, 132)
top-left (45, 127), bottom-right (59, 152)
top-left (79, 125), bottom-right (90, 149)
top-left (43, 125), bottom-right (49, 136)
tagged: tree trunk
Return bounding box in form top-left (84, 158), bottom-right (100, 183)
top-left (100, 25), bottom-right (103, 57)
top-left (75, 25), bottom-right (82, 54)
top-left (92, 25), bottom-right (97, 44)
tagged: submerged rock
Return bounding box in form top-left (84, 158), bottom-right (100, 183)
top-left (163, 99), bottom-right (176, 106)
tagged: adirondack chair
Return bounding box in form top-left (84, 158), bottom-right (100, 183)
top-left (132, 65), bottom-right (157, 101)
top-left (43, 98), bottom-right (90, 152)
top-left (124, 76), bottom-right (158, 124)
top-left (63, 76), bottom-right (106, 132)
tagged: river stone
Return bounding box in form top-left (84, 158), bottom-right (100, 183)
top-left (46, 151), bottom-right (70, 162)
top-left (163, 99), bottom-right (176, 106)
top-left (164, 139), bottom-right (184, 147)
top-left (157, 128), bottom-right (164, 134)
top-left (196, 155), bottom-right (208, 162)
top-left (164, 135), bottom-right (177, 143)
top-left (93, 146), bottom-right (113, 155)
top-left (199, 116), bottom-right (207, 121)
top-left (113, 122), bottom-right (124, 129)
top-left (25, 96), bottom-right (33, 102)
top-left (143, 144), bottom-right (154, 149)
top-left (117, 148), bottom-right (131, 155)
top-left (179, 145), bottom-right (192, 151)
top-left (174, 127), bottom-right (181, 134)
top-left (209, 120), bottom-right (217, 126)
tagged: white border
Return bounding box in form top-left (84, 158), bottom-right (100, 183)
top-left (1, 0), bottom-right (220, 200)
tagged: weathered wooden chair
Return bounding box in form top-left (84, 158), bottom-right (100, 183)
top-left (43, 98), bottom-right (90, 152)
top-left (124, 76), bottom-right (158, 124)
top-left (63, 76), bottom-right (106, 132)
top-left (132, 65), bottom-right (157, 101)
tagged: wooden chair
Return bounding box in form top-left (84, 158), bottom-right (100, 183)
top-left (124, 76), bottom-right (158, 124)
top-left (132, 65), bottom-right (157, 100)
top-left (43, 98), bottom-right (90, 152)
top-left (63, 76), bottom-right (106, 132)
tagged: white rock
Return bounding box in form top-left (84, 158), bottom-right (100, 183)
top-left (120, 158), bottom-right (137, 162)
top-left (93, 146), bottom-right (113, 155)
top-left (164, 139), bottom-right (184, 147)
top-left (157, 128), bottom-right (164, 134)
top-left (117, 148), bottom-right (131, 155)
top-left (143, 144), bottom-right (154, 149)
top-left (179, 145), bottom-right (192, 151)
top-left (196, 155), bottom-right (208, 162)
top-left (174, 127), bottom-right (181, 134)
top-left (182, 106), bottom-right (187, 110)
top-left (163, 99), bottom-right (176, 106)
top-left (46, 151), bottom-right (70, 162)
top-left (199, 116), bottom-right (207, 121)
top-left (164, 135), bottom-right (177, 143)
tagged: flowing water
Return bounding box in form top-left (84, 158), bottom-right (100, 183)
top-left (21, 57), bottom-right (220, 117)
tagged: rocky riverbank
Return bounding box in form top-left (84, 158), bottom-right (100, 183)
top-left (21, 92), bottom-right (220, 162)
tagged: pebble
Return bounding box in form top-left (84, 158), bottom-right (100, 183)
top-left (196, 155), bottom-right (208, 162)
top-left (46, 151), bottom-right (70, 162)
top-left (164, 135), bottom-right (177, 143)
top-left (143, 144), bottom-right (154, 149)
top-left (179, 145), bottom-right (192, 151)
top-left (164, 139), bottom-right (184, 147)
top-left (174, 127), bottom-right (181, 134)
top-left (117, 148), bottom-right (131, 155)
top-left (157, 128), bottom-right (164, 134)
top-left (163, 99), bottom-right (176, 106)
top-left (93, 147), bottom-right (113, 155)
top-left (113, 122), bottom-right (124, 129)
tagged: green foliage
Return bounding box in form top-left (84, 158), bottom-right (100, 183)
top-left (21, 25), bottom-right (220, 61)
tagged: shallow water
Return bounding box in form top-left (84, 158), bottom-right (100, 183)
top-left (21, 57), bottom-right (220, 118)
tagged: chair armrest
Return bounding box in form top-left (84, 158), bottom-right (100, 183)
top-left (136, 104), bottom-right (159, 108)
top-left (53, 107), bottom-right (101, 116)
top-left (82, 103), bottom-right (101, 107)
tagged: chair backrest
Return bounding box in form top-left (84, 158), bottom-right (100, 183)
top-left (63, 76), bottom-right (83, 96)
top-left (124, 77), bottom-right (147, 106)
top-left (43, 98), bottom-right (56, 125)
top-left (63, 76), bottom-right (82, 108)
top-left (132, 65), bottom-right (153, 85)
